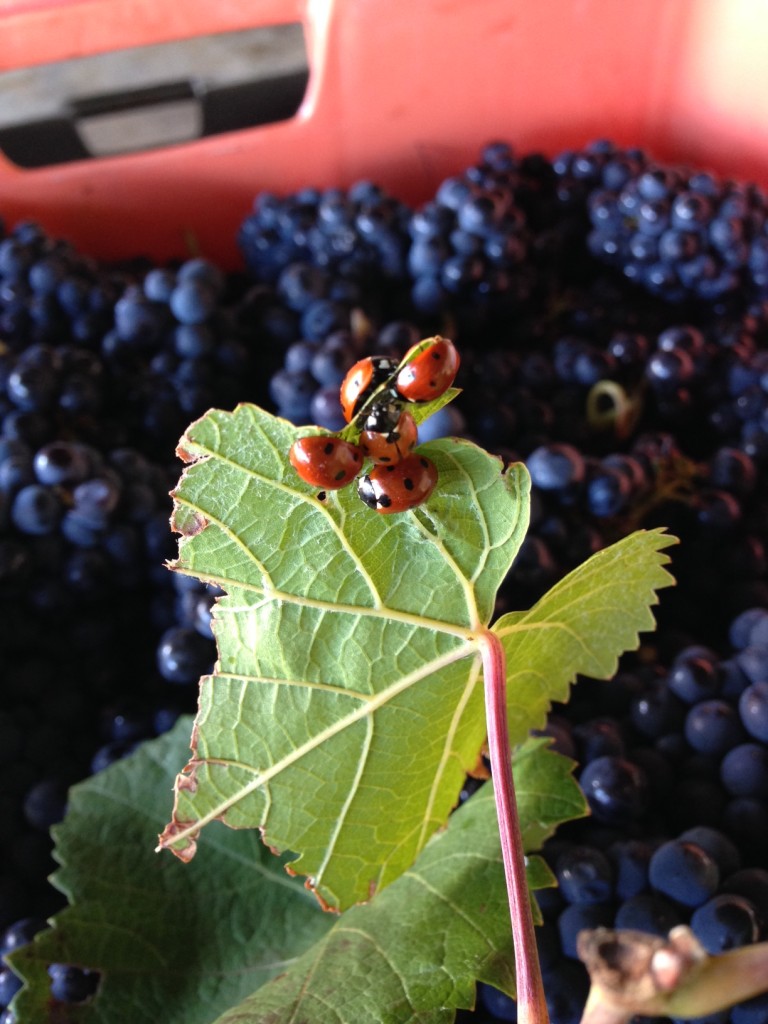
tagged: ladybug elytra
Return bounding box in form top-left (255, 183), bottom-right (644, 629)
top-left (357, 453), bottom-right (438, 513)
top-left (360, 401), bottom-right (419, 464)
top-left (395, 337), bottom-right (460, 403)
top-left (289, 435), bottom-right (364, 489)
top-left (339, 355), bottom-right (399, 423)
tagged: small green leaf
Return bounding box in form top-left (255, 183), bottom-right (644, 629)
top-left (158, 404), bottom-right (530, 911)
top-left (8, 719), bottom-right (331, 1024)
top-left (207, 739), bottom-right (584, 1024)
top-left (494, 528), bottom-right (677, 745)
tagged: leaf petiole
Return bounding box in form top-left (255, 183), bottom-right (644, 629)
top-left (479, 629), bottom-right (549, 1024)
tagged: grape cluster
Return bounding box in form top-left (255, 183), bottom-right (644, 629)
top-left (3, 138), bottom-right (768, 1023)
top-left (558, 139), bottom-right (768, 304)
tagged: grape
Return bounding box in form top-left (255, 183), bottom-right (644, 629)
top-left (156, 627), bottom-right (214, 685)
top-left (32, 441), bottom-right (92, 486)
top-left (607, 839), bottom-right (655, 900)
top-left (0, 917), bottom-right (46, 956)
top-left (720, 743), bottom-right (768, 798)
top-left (478, 983), bottom-right (517, 1021)
top-left (10, 484), bottom-right (62, 535)
top-left (731, 990), bottom-right (768, 1024)
top-left (542, 961), bottom-right (589, 1024)
top-left (648, 840), bottom-right (720, 907)
top-left (554, 845), bottom-right (614, 904)
top-left (22, 779), bottom-right (68, 831)
top-left (736, 645), bottom-right (768, 683)
top-left (678, 826), bottom-right (742, 878)
top-left (613, 892), bottom-right (684, 936)
top-left (578, 756), bottom-right (649, 826)
top-left (47, 963), bottom-right (99, 1003)
top-left (683, 699), bottom-right (746, 756)
top-left (526, 443), bottom-right (585, 494)
top-left (557, 902), bottom-right (614, 959)
top-left (667, 647), bottom-right (723, 704)
top-left (739, 681), bottom-right (768, 741)
top-left (690, 893), bottom-right (760, 952)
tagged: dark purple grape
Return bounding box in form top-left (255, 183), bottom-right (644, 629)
top-left (0, 965), bottom-right (21, 1009)
top-left (478, 983), bottom-right (517, 1021)
top-left (720, 743), bottom-right (768, 798)
top-left (738, 682), bottom-right (768, 741)
top-left (690, 893), bottom-right (760, 953)
top-left (156, 627), bottom-right (214, 685)
top-left (684, 700), bottom-right (746, 756)
top-left (578, 756), bottom-right (649, 826)
top-left (557, 902), bottom-right (614, 959)
top-left (47, 963), bottom-right (99, 1003)
top-left (555, 845), bottom-right (614, 905)
top-left (648, 840), bottom-right (720, 908)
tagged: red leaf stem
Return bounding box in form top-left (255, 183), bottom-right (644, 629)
top-left (479, 629), bottom-right (550, 1024)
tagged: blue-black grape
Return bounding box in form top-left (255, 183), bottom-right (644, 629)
top-left (554, 845), bottom-right (614, 905)
top-left (47, 963), bottom-right (99, 1003)
top-left (690, 892), bottom-right (760, 952)
top-left (738, 681), bottom-right (768, 741)
top-left (578, 755), bottom-right (649, 826)
top-left (648, 839), bottom-right (720, 908)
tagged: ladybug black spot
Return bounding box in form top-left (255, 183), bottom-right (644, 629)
top-left (378, 494), bottom-right (392, 508)
top-left (334, 470), bottom-right (346, 480)
top-left (323, 442), bottom-right (334, 454)
top-left (404, 478), bottom-right (415, 491)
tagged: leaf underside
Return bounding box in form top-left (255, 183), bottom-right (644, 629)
top-left (158, 405), bottom-right (676, 914)
top-left (158, 404), bottom-right (531, 911)
top-left (494, 527), bottom-right (678, 747)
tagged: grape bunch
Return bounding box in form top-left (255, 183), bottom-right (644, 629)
top-left (558, 139), bottom-right (768, 304)
top-left (2, 137), bottom-right (768, 1024)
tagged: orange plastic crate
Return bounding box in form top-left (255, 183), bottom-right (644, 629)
top-left (0, 0), bottom-right (767, 268)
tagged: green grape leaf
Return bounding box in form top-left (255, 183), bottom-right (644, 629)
top-left (208, 739), bottom-right (584, 1024)
top-left (158, 404), bottom-right (531, 911)
top-left (494, 528), bottom-right (678, 746)
top-left (8, 718), bottom-right (332, 1024)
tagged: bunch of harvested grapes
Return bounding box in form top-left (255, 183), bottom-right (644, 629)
top-left (2, 140), bottom-right (768, 1024)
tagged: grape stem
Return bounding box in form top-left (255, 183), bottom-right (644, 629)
top-left (479, 630), bottom-right (549, 1024)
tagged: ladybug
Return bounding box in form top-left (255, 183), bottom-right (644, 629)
top-left (339, 355), bottom-right (398, 423)
top-left (360, 401), bottom-right (419, 464)
top-left (289, 435), bottom-right (363, 489)
top-left (357, 453), bottom-right (438, 513)
top-left (395, 336), bottom-right (460, 403)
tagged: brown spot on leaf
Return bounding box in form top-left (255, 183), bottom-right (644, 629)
top-left (306, 880), bottom-right (340, 914)
top-left (156, 819), bottom-right (199, 862)
top-left (176, 762), bottom-right (200, 794)
top-left (259, 826), bottom-right (283, 858)
top-left (175, 442), bottom-right (197, 463)
top-left (171, 506), bottom-right (208, 537)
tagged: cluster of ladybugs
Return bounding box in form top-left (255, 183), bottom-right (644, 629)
top-left (289, 336), bottom-right (460, 513)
